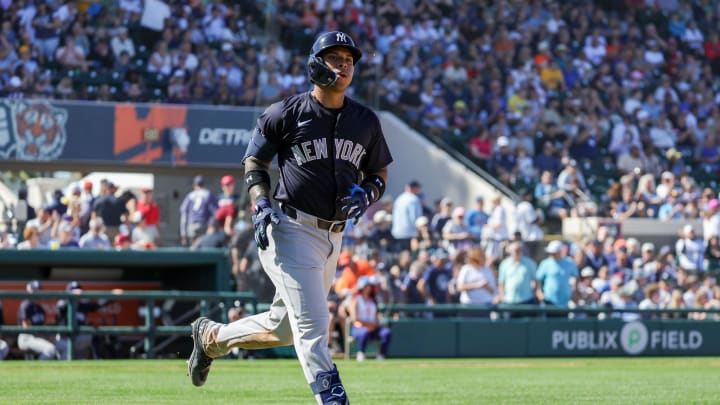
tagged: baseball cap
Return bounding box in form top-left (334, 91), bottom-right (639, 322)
top-left (497, 136), bottom-right (510, 147)
top-left (83, 181), bottom-right (93, 190)
top-left (9, 76), bottom-right (22, 88)
top-left (545, 240), bottom-right (563, 254)
top-left (221, 175), bottom-right (235, 186)
top-left (66, 281), bottom-right (82, 291)
top-left (373, 210), bottom-right (390, 224)
top-left (708, 199), bottom-right (719, 210)
top-left (683, 224), bottom-right (695, 236)
top-left (580, 267), bottom-right (595, 278)
top-left (618, 285), bottom-right (634, 297)
top-left (356, 276), bottom-right (370, 290)
top-left (452, 206), bottom-right (465, 217)
top-left (641, 242), bottom-right (655, 253)
top-left (27, 280), bottom-right (41, 291)
top-left (193, 175), bottom-right (205, 186)
top-left (415, 216), bottom-right (429, 227)
top-left (408, 180), bottom-right (421, 188)
top-left (666, 148), bottom-right (682, 160)
top-left (658, 245), bottom-right (672, 257)
top-left (431, 248), bottom-right (449, 260)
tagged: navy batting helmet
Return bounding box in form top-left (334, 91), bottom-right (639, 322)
top-left (307, 31), bottom-right (362, 87)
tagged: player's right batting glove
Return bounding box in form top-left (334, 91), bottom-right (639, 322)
top-left (252, 197), bottom-right (280, 250)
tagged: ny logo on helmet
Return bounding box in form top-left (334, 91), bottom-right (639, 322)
top-left (335, 32), bottom-right (347, 43)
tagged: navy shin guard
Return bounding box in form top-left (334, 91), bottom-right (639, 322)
top-left (310, 364), bottom-right (349, 405)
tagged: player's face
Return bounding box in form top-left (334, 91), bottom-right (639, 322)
top-left (322, 47), bottom-right (355, 90)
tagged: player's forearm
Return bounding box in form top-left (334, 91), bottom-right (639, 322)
top-left (360, 166), bottom-right (388, 204)
top-left (244, 157), bottom-right (272, 205)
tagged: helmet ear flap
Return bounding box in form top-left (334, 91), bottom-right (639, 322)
top-left (307, 55), bottom-right (337, 87)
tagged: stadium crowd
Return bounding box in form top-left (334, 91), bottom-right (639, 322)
top-left (0, 1), bottom-right (718, 218)
top-left (2, 0), bottom-right (720, 358)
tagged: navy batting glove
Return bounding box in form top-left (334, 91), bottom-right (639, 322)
top-left (252, 197), bottom-right (280, 250)
top-left (340, 184), bottom-right (370, 224)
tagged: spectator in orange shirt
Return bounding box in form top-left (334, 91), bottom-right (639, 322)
top-left (330, 252), bottom-right (378, 351)
top-left (333, 252), bottom-right (377, 301)
top-left (540, 60), bottom-right (565, 93)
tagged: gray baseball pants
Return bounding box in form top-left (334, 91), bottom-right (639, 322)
top-left (18, 333), bottom-right (57, 360)
top-left (203, 208), bottom-right (343, 404)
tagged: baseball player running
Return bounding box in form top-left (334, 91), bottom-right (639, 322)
top-left (188, 31), bottom-right (393, 405)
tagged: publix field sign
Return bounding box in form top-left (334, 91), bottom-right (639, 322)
top-left (533, 319), bottom-right (719, 356)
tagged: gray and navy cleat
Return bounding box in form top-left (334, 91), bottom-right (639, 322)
top-left (187, 317), bottom-right (214, 387)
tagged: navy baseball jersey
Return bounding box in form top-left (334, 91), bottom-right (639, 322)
top-left (18, 299), bottom-right (46, 326)
top-left (250, 92), bottom-right (393, 221)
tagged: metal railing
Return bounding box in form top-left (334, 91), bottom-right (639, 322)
top-left (380, 303), bottom-right (720, 318)
top-left (4, 292), bottom-right (719, 360)
top-left (0, 290), bottom-right (257, 359)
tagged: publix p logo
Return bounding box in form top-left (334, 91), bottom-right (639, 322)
top-left (620, 322), bottom-right (648, 355)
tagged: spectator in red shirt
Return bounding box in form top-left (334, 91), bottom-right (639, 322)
top-left (215, 175), bottom-right (240, 235)
top-left (704, 33), bottom-right (720, 73)
top-left (467, 128), bottom-right (491, 168)
top-left (135, 188), bottom-right (160, 245)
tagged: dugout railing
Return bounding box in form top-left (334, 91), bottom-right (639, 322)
top-left (0, 290), bottom-right (257, 360)
top-left (4, 293), bottom-right (720, 359)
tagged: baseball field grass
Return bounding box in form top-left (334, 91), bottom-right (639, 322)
top-left (2, 357), bottom-right (719, 404)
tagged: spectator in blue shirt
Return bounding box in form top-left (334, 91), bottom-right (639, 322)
top-left (418, 248), bottom-right (453, 308)
top-left (497, 241), bottom-right (538, 306)
top-left (658, 190), bottom-right (684, 221)
top-left (536, 241), bottom-right (579, 313)
top-left (465, 196), bottom-right (489, 241)
top-left (533, 142), bottom-right (562, 176)
top-left (534, 170), bottom-right (569, 220)
top-left (179, 175), bottom-right (218, 246)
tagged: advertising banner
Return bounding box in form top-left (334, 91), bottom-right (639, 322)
top-left (0, 99), bottom-right (260, 167)
top-left (386, 318), bottom-right (720, 358)
top-left (531, 319), bottom-right (718, 356)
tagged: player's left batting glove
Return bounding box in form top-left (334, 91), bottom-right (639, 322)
top-left (340, 184), bottom-right (370, 224)
top-left (252, 197), bottom-right (280, 250)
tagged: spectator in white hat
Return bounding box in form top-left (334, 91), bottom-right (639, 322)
top-left (536, 240), bottom-right (578, 309)
top-left (675, 224), bottom-right (705, 272)
top-left (633, 242), bottom-right (656, 276)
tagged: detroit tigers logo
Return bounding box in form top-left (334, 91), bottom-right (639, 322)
top-left (0, 100), bottom-right (68, 160)
top-left (335, 32), bottom-right (347, 43)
